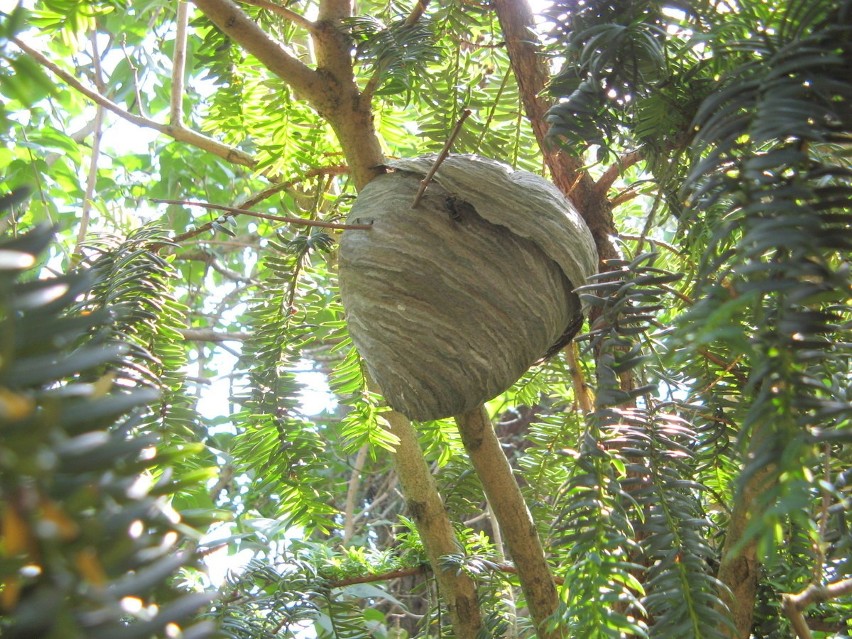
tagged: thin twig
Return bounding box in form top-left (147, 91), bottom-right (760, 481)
top-left (237, 0), bottom-right (317, 31)
top-left (11, 36), bottom-right (257, 169)
top-left (411, 109), bottom-right (472, 208)
top-left (153, 199), bottom-right (373, 240)
top-left (170, 0), bottom-right (190, 126)
top-left (120, 35), bottom-right (147, 117)
top-left (564, 342), bottom-right (593, 413)
top-left (180, 328), bottom-right (250, 342)
top-left (74, 32), bottom-right (106, 262)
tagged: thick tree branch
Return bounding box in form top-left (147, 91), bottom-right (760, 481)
top-left (455, 406), bottom-right (562, 638)
top-left (717, 426), bottom-right (776, 638)
top-left (494, 0), bottom-right (618, 266)
top-left (237, 0), bottom-right (317, 32)
top-left (404, 0), bottom-right (430, 27)
top-left (11, 37), bottom-right (256, 169)
top-left (191, 0), bottom-right (319, 100)
top-left (384, 409), bottom-right (482, 639)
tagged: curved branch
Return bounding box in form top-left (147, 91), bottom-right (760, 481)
top-left (192, 0), bottom-right (320, 101)
top-left (11, 36), bottom-right (257, 169)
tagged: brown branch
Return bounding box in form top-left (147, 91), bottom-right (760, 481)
top-left (455, 406), bottom-right (562, 638)
top-left (327, 565), bottom-right (428, 588)
top-left (383, 409), bottom-right (482, 639)
top-left (192, 0), bottom-right (319, 100)
top-left (782, 579), bottom-right (852, 639)
top-left (411, 109), bottom-right (472, 208)
top-left (343, 445), bottom-right (370, 545)
top-left (154, 199), bottom-right (373, 242)
top-left (404, 0), bottom-right (430, 26)
top-left (596, 149), bottom-right (644, 196)
top-left (237, 0), bottom-right (317, 31)
top-left (494, 0), bottom-right (618, 266)
top-left (564, 342), bottom-right (593, 413)
top-left (170, 0), bottom-right (190, 126)
top-left (11, 37), bottom-right (257, 169)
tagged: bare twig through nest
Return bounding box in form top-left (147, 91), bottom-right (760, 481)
top-left (411, 109), bottom-right (472, 208)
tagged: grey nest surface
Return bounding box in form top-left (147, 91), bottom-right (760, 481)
top-left (339, 154), bottom-right (597, 421)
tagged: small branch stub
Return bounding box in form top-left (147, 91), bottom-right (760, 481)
top-left (411, 109), bottom-right (472, 208)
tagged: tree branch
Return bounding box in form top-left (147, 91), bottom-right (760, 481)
top-left (404, 0), bottom-right (430, 27)
top-left (494, 0), bottom-right (618, 266)
top-left (237, 0), bottom-right (317, 32)
top-left (155, 199), bottom-right (373, 244)
top-left (11, 37), bottom-right (257, 169)
top-left (171, 0), bottom-right (190, 126)
top-left (73, 32), bottom-right (106, 262)
top-left (595, 149), bottom-right (644, 196)
top-left (383, 409), bottom-right (483, 639)
top-left (192, 0), bottom-right (320, 100)
top-left (455, 406), bottom-right (562, 638)
top-left (342, 445), bottom-right (369, 545)
top-left (782, 579), bottom-right (852, 639)
top-left (180, 328), bottom-right (250, 342)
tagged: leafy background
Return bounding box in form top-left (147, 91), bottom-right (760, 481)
top-left (0, 0), bottom-right (849, 637)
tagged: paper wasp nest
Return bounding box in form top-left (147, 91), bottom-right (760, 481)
top-left (339, 154), bottom-right (597, 421)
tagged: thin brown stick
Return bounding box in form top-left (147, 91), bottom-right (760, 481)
top-left (153, 199), bottom-right (373, 241)
top-left (237, 0), bottom-right (317, 31)
top-left (411, 109), bottom-right (472, 208)
top-left (564, 342), bottom-right (593, 413)
top-left (170, 0), bottom-right (190, 126)
top-left (11, 37), bottom-right (257, 169)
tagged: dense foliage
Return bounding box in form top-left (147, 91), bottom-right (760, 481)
top-left (0, 1), bottom-right (849, 638)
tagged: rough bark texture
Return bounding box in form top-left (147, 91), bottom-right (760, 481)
top-left (385, 410), bottom-right (482, 639)
top-left (717, 431), bottom-right (776, 638)
top-left (456, 406), bottom-right (562, 638)
top-left (191, 0), bottom-right (383, 189)
top-left (494, 0), bottom-right (619, 265)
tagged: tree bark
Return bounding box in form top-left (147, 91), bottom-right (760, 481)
top-left (385, 410), bottom-right (482, 639)
top-left (456, 406), bottom-right (562, 638)
top-left (493, 0), bottom-right (619, 265)
top-left (717, 424), bottom-right (776, 638)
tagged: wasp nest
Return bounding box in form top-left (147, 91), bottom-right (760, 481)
top-left (339, 154), bottom-right (597, 421)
